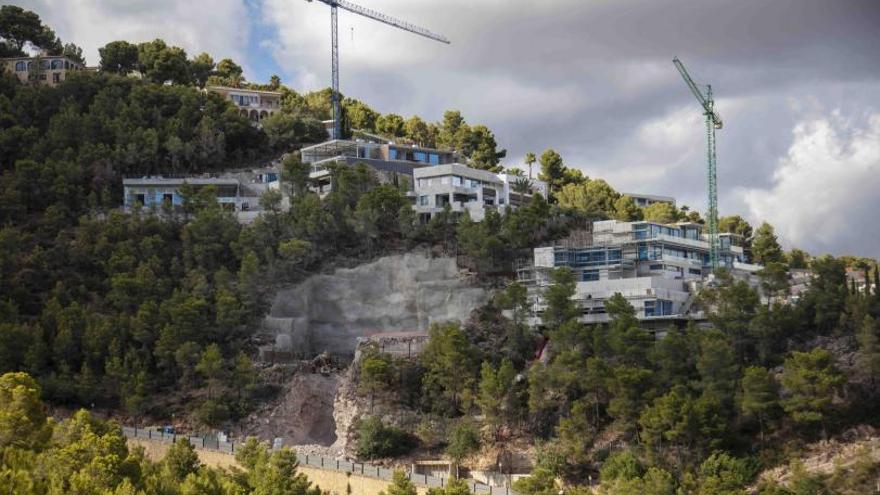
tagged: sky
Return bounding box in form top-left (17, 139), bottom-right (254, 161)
top-left (12, 0), bottom-right (880, 258)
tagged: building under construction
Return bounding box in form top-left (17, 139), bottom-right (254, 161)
top-left (517, 217), bottom-right (761, 328)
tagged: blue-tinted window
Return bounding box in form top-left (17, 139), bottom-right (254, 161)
top-left (429, 153), bottom-right (440, 165)
top-left (582, 270), bottom-right (599, 281)
top-left (414, 151), bottom-right (427, 162)
top-left (389, 149), bottom-right (398, 160)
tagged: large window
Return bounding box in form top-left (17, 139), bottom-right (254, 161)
top-left (51, 59), bottom-right (63, 69)
top-left (14, 61), bottom-right (26, 71)
top-left (452, 176), bottom-right (462, 186)
top-left (414, 151), bottom-right (427, 162)
top-left (429, 153), bottom-right (440, 165)
top-left (418, 195), bottom-right (428, 206)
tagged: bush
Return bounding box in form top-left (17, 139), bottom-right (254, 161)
top-left (355, 417), bottom-right (416, 460)
top-left (196, 398), bottom-right (231, 428)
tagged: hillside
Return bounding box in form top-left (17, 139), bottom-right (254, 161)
top-left (2, 5), bottom-right (880, 495)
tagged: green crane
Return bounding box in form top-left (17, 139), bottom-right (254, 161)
top-left (673, 57), bottom-right (723, 270)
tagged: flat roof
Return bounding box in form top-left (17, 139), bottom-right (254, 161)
top-left (621, 192), bottom-right (676, 202)
top-left (206, 85), bottom-right (282, 96)
top-left (413, 163), bottom-right (503, 183)
top-left (123, 177), bottom-right (240, 186)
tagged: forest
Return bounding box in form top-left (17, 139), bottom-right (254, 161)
top-left (2, 5), bottom-right (880, 495)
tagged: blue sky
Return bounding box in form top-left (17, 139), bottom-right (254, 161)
top-left (12, 0), bottom-right (880, 259)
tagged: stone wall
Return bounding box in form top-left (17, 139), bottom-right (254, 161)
top-left (262, 253), bottom-right (488, 359)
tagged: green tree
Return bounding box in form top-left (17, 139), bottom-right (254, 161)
top-left (477, 358), bottom-right (517, 436)
top-left (614, 195), bottom-right (643, 221)
top-left (190, 52), bottom-right (215, 87)
top-left (446, 421), bottom-right (480, 473)
top-left (0, 372), bottom-right (51, 450)
top-left (196, 343), bottom-right (225, 398)
top-left (345, 99), bottom-right (379, 131)
top-left (382, 470), bottom-right (418, 495)
top-left (538, 149), bottom-right (565, 195)
top-left (786, 248), bottom-right (809, 269)
top-left (137, 39), bottom-right (190, 85)
top-left (99, 41), bottom-right (140, 75)
top-left (404, 116), bottom-right (431, 145)
top-left (695, 452), bottom-right (756, 495)
top-left (468, 125), bottom-right (506, 172)
top-left (718, 215), bottom-right (753, 239)
top-left (751, 222), bottom-right (784, 265)
top-left (740, 366), bottom-right (778, 444)
top-left (376, 113), bottom-right (406, 137)
top-left (642, 202), bottom-right (678, 224)
top-left (359, 348), bottom-right (393, 410)
top-left (163, 438), bottom-right (201, 481)
top-left (758, 262), bottom-right (790, 305)
top-left (215, 58), bottom-right (244, 85)
top-left (356, 417), bottom-right (414, 460)
top-left (856, 316), bottom-right (880, 385)
top-left (541, 267), bottom-right (578, 331)
top-left (421, 323), bottom-right (479, 414)
top-left (780, 348), bottom-right (844, 433)
top-left (524, 152), bottom-right (537, 179)
top-left (0, 5), bottom-right (59, 55)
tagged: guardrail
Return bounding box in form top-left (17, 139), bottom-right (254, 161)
top-left (121, 427), bottom-right (517, 495)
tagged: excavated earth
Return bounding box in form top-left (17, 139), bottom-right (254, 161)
top-left (244, 253), bottom-right (489, 453)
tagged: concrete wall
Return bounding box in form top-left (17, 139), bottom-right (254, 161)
top-left (264, 254), bottom-right (488, 359)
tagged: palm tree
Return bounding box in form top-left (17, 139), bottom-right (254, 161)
top-left (524, 152), bottom-right (537, 180)
top-left (512, 177), bottom-right (534, 195)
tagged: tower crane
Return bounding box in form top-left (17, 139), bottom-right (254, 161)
top-left (673, 57), bottom-right (723, 271)
top-left (306, 0), bottom-right (450, 140)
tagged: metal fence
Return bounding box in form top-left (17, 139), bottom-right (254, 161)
top-left (121, 427), bottom-right (517, 495)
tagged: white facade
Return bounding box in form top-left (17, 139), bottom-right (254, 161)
top-left (413, 164), bottom-right (548, 222)
top-left (518, 219), bottom-right (762, 325)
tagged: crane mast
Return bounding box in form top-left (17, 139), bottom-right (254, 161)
top-left (306, 0), bottom-right (450, 140)
top-left (673, 57), bottom-right (722, 271)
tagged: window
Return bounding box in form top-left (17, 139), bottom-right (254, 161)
top-left (414, 151), bottom-right (427, 162)
top-left (582, 270), bottom-right (599, 281)
top-left (14, 61), bottom-right (26, 72)
top-left (39, 74), bottom-right (46, 80)
top-left (40, 60), bottom-right (50, 70)
top-left (51, 59), bottom-right (63, 70)
top-left (52, 73), bottom-right (60, 83)
top-left (429, 153), bottom-right (440, 165)
top-left (389, 149), bottom-right (398, 160)
top-left (418, 195), bottom-right (428, 206)
top-left (452, 175), bottom-right (462, 186)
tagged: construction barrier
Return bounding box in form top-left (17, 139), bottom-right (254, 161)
top-left (121, 427), bottom-right (518, 495)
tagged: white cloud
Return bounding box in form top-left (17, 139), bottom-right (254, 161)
top-left (739, 112), bottom-right (880, 257)
top-left (13, 0), bottom-right (252, 74)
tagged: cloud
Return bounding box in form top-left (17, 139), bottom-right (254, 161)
top-left (10, 0), bottom-right (880, 257)
top-left (739, 112), bottom-right (880, 257)
top-left (11, 0), bottom-right (252, 74)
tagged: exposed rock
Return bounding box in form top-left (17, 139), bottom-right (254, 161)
top-left (242, 371), bottom-right (342, 448)
top-left (262, 253), bottom-right (489, 359)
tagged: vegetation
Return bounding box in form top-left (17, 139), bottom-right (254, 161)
top-left (0, 371), bottom-right (324, 495)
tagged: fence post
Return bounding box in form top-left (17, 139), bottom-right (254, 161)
top-left (148, 429), bottom-right (151, 439)
top-left (305, 454), bottom-right (309, 466)
top-left (321, 457), bottom-right (324, 468)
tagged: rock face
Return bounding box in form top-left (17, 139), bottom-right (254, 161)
top-left (242, 372), bottom-right (341, 447)
top-left (264, 253), bottom-right (489, 359)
